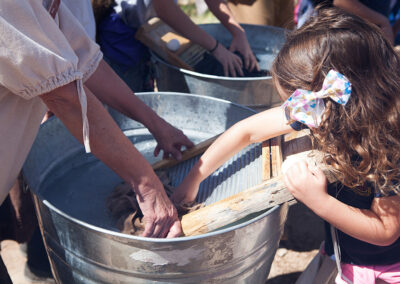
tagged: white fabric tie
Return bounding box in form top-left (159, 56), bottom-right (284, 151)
top-left (76, 78), bottom-right (91, 153)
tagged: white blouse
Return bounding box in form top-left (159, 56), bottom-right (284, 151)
top-left (63, 0), bottom-right (96, 40)
top-left (0, 0), bottom-right (102, 204)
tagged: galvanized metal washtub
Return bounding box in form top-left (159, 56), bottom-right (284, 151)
top-left (23, 92), bottom-right (288, 283)
top-left (152, 24), bottom-right (286, 110)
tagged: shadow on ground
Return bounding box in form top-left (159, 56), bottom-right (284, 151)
top-left (281, 202), bottom-right (325, 251)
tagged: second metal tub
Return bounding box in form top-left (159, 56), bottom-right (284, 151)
top-left (152, 24), bottom-right (286, 110)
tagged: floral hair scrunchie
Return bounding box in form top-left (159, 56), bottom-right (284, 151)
top-left (282, 70), bottom-right (352, 128)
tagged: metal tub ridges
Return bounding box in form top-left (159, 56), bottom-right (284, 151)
top-left (152, 24), bottom-right (287, 110)
top-left (23, 93), bottom-right (288, 283)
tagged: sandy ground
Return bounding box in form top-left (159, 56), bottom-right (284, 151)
top-left (1, 203), bottom-right (324, 284)
top-left (266, 203), bottom-right (325, 283)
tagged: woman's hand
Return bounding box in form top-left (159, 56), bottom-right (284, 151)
top-left (283, 161), bottom-right (329, 211)
top-left (136, 180), bottom-right (183, 238)
top-left (211, 43), bottom-right (244, 77)
top-left (151, 120), bottom-right (194, 160)
top-left (230, 32), bottom-right (259, 72)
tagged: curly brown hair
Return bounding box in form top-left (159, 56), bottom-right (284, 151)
top-left (271, 7), bottom-right (400, 195)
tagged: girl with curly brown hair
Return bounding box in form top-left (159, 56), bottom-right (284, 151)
top-left (173, 6), bottom-right (400, 283)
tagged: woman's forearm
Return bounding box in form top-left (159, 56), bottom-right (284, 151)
top-left (153, 0), bottom-right (216, 50)
top-left (85, 60), bottom-right (164, 134)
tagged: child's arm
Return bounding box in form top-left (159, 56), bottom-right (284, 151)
top-left (284, 161), bottom-right (400, 246)
top-left (171, 106), bottom-right (293, 204)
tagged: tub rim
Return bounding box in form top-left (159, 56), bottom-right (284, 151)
top-left (33, 92), bottom-right (282, 244)
top-left (40, 198), bottom-right (281, 243)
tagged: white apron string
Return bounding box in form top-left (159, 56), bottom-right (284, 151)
top-left (331, 225), bottom-right (353, 284)
top-left (76, 78), bottom-right (91, 153)
top-left (44, 0), bottom-right (91, 153)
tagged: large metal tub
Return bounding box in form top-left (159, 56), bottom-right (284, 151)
top-left (153, 24), bottom-right (286, 110)
top-left (23, 92), bottom-right (288, 283)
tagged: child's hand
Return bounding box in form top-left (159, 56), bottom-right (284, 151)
top-left (170, 178), bottom-right (200, 205)
top-left (283, 161), bottom-right (329, 211)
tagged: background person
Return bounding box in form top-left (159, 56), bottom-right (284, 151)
top-left (94, 0), bottom-right (260, 89)
top-left (296, 0), bottom-right (400, 44)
